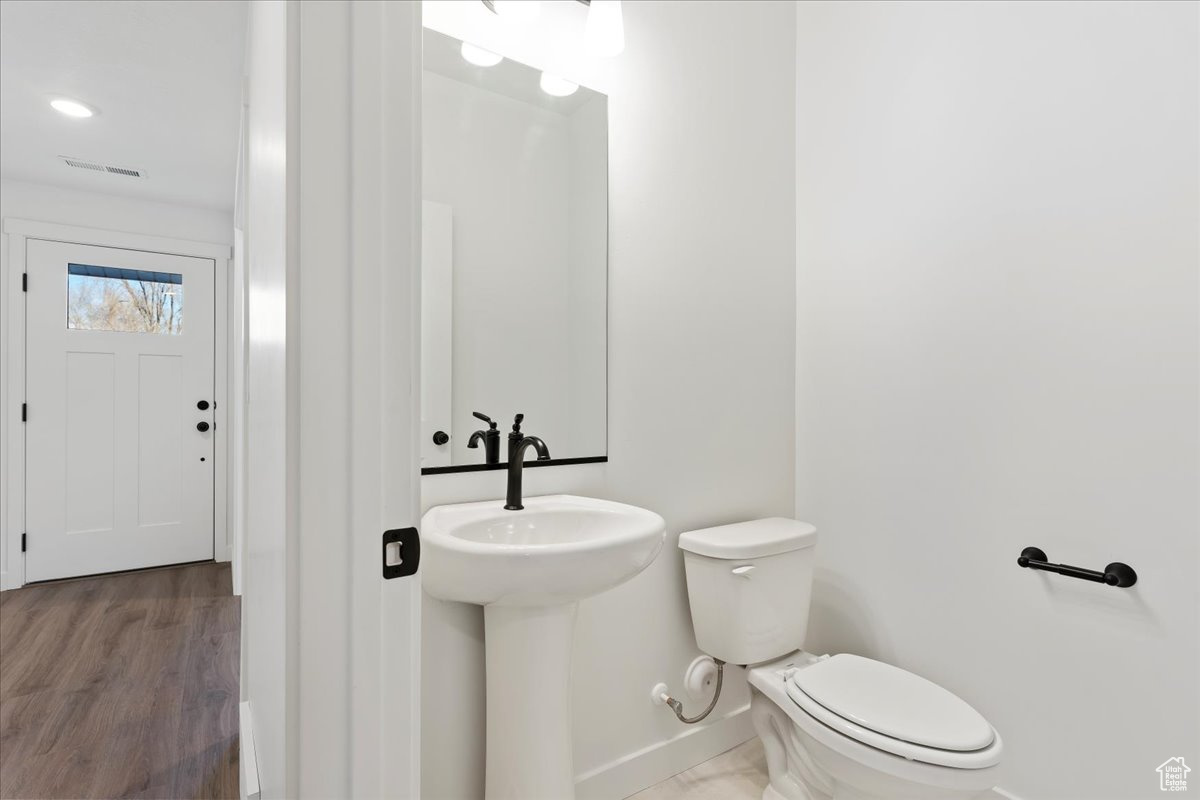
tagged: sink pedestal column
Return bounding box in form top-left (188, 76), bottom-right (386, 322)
top-left (484, 602), bottom-right (578, 800)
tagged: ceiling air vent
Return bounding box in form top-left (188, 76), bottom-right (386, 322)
top-left (59, 156), bottom-right (147, 179)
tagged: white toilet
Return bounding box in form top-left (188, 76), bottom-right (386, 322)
top-left (679, 518), bottom-right (1002, 800)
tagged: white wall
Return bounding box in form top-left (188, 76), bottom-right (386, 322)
top-left (242, 0), bottom-right (292, 794)
top-left (0, 178), bottom-right (233, 591)
top-left (794, 3), bottom-right (1199, 799)
top-left (240, 2), bottom-right (425, 797)
top-left (0, 180), bottom-right (233, 243)
top-left (421, 2), bottom-right (797, 798)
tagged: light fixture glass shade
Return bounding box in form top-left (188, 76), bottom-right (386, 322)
top-left (461, 42), bottom-right (503, 67)
top-left (50, 98), bottom-right (95, 118)
top-left (539, 72), bottom-right (579, 97)
top-left (584, 0), bottom-right (624, 57)
top-left (491, 0), bottom-right (540, 24)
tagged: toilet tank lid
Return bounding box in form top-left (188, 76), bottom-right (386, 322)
top-left (678, 518), bottom-right (817, 559)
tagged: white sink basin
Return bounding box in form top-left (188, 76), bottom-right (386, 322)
top-left (421, 494), bottom-right (666, 800)
top-left (422, 494), bottom-right (666, 607)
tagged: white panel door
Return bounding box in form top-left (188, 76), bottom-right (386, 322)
top-left (25, 239), bottom-right (216, 582)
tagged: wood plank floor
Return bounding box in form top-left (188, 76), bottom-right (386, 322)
top-left (0, 563), bottom-right (239, 800)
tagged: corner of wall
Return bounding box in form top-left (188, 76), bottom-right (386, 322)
top-left (239, 700), bottom-right (262, 800)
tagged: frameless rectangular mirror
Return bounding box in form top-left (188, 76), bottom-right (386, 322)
top-left (421, 28), bottom-right (608, 474)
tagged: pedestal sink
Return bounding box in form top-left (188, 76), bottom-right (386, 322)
top-left (422, 494), bottom-right (666, 800)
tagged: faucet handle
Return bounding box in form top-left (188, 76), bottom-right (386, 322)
top-left (512, 413), bottom-right (524, 433)
top-left (472, 411), bottom-right (497, 430)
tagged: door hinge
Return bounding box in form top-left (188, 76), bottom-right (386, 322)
top-left (22, 273), bottom-right (28, 292)
top-left (21, 403), bottom-right (27, 422)
top-left (21, 533), bottom-right (27, 552)
top-left (382, 527), bottom-right (420, 579)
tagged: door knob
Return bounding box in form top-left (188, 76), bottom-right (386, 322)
top-left (432, 430), bottom-right (450, 446)
top-left (196, 421), bottom-right (211, 432)
top-left (197, 400), bottom-right (211, 410)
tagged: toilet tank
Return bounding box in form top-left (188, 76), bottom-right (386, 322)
top-left (679, 518), bottom-right (818, 666)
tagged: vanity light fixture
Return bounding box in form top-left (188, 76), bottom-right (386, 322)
top-left (461, 42), bottom-right (503, 67)
top-left (481, 0), bottom-right (540, 24)
top-left (50, 97), bottom-right (96, 118)
top-left (481, 0), bottom-right (624, 57)
top-left (539, 72), bottom-right (579, 97)
top-left (584, 0), bottom-right (624, 57)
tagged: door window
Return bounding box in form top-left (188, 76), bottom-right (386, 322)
top-left (67, 263), bottom-right (184, 334)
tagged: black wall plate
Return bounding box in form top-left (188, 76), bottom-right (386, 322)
top-left (383, 527), bottom-right (420, 579)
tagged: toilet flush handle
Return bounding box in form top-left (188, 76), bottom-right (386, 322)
top-left (732, 565), bottom-right (755, 577)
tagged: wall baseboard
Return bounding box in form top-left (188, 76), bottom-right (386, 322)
top-left (239, 701), bottom-right (261, 800)
top-left (575, 705), bottom-right (755, 800)
top-left (571, 708), bottom-right (1020, 800)
top-left (0, 569), bottom-right (14, 592)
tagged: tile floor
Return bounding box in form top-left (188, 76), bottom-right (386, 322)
top-left (626, 739), bottom-right (768, 799)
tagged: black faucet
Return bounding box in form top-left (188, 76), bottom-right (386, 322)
top-left (505, 428), bottom-right (551, 511)
top-left (466, 411), bottom-right (501, 464)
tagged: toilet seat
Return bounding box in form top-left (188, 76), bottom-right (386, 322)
top-left (786, 654), bottom-right (1002, 770)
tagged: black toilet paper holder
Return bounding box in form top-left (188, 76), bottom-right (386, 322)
top-left (1017, 547), bottom-right (1137, 588)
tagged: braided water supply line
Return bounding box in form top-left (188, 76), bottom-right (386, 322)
top-left (660, 659), bottom-right (725, 724)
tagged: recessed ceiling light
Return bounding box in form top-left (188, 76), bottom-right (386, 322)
top-left (461, 42), bottom-right (503, 67)
top-left (50, 98), bottom-right (95, 118)
top-left (539, 73), bottom-right (578, 97)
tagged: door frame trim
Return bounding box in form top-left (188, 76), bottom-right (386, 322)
top-left (1, 218), bottom-right (233, 590)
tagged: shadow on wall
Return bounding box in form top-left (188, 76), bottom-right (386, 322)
top-left (805, 570), bottom-right (887, 660)
top-left (1026, 571), bottom-right (1162, 634)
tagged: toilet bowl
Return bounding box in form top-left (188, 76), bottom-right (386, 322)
top-left (679, 519), bottom-right (1002, 800)
top-left (748, 651), bottom-right (1001, 800)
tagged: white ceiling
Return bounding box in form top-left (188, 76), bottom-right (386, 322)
top-left (0, 0), bottom-right (247, 212)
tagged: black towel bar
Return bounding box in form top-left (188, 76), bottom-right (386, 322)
top-left (1017, 547), bottom-right (1137, 588)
